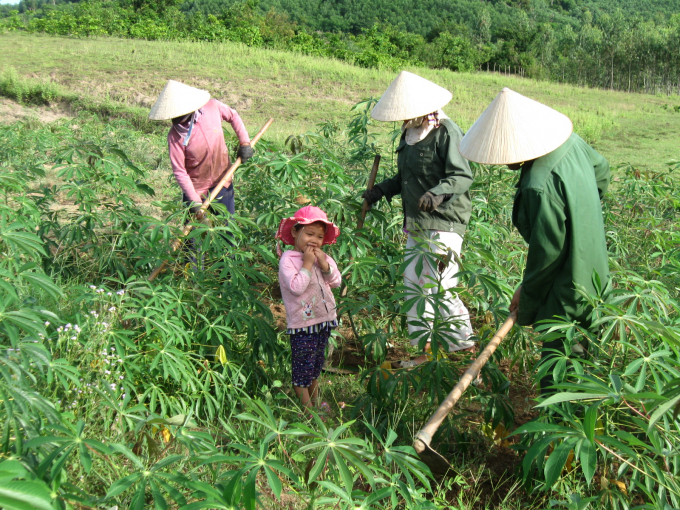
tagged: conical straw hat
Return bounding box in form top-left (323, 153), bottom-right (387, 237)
top-left (371, 71), bottom-right (453, 122)
top-left (149, 80), bottom-right (211, 121)
top-left (459, 88), bottom-right (573, 165)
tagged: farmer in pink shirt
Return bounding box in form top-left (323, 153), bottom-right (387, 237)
top-left (276, 206), bottom-right (342, 410)
top-left (149, 80), bottom-right (253, 220)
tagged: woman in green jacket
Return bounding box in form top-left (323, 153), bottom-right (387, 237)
top-left (459, 88), bottom-right (610, 394)
top-left (362, 71), bottom-right (476, 367)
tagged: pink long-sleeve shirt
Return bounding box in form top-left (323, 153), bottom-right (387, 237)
top-left (168, 99), bottom-right (250, 203)
top-left (279, 250), bottom-right (342, 330)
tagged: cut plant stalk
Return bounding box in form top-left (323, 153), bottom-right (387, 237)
top-left (414, 312), bottom-right (516, 475)
top-left (357, 153), bottom-right (381, 230)
top-left (148, 118), bottom-right (274, 282)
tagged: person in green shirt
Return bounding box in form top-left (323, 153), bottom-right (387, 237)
top-left (362, 71), bottom-right (476, 367)
top-left (459, 88), bottom-right (610, 394)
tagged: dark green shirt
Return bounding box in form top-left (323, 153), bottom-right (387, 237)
top-left (376, 119), bottom-right (473, 235)
top-left (513, 133), bottom-right (611, 327)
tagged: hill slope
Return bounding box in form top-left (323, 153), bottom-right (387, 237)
top-left (2, 32), bottom-right (680, 171)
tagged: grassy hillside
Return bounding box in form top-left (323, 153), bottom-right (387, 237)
top-left (2, 32), bottom-right (680, 172)
top-left (1, 32), bottom-right (679, 509)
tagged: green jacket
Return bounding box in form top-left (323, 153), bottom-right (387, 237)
top-left (513, 133), bottom-right (610, 327)
top-left (376, 119), bottom-right (473, 235)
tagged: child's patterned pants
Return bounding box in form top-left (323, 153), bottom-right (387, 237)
top-left (289, 328), bottom-right (330, 388)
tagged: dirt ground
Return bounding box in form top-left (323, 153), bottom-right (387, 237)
top-left (0, 97), bottom-right (70, 124)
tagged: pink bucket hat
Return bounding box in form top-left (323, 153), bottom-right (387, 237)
top-left (275, 206), bottom-right (340, 249)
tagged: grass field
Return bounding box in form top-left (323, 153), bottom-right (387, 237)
top-left (2, 32), bottom-right (680, 172)
top-left (2, 31), bottom-right (680, 509)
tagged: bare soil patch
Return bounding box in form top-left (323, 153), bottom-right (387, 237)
top-left (0, 97), bottom-right (70, 124)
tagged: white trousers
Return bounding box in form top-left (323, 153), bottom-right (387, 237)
top-left (403, 231), bottom-right (475, 352)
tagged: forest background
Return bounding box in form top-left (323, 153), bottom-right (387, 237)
top-left (2, 0), bottom-right (680, 96)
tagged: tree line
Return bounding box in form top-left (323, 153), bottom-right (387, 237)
top-left (2, 0), bottom-right (680, 95)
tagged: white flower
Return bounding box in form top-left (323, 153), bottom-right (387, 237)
top-left (110, 383), bottom-right (116, 390)
top-left (116, 290), bottom-right (125, 296)
top-left (96, 289), bottom-right (104, 293)
top-left (70, 336), bottom-right (76, 340)
top-left (65, 323), bottom-right (72, 329)
top-left (44, 321), bottom-right (50, 326)
top-left (108, 307), bottom-right (116, 312)
top-left (57, 326), bottom-right (63, 333)
top-left (105, 370), bottom-right (111, 375)
top-left (119, 375), bottom-right (124, 380)
top-left (89, 285), bottom-right (96, 290)
top-left (105, 359), bottom-right (110, 364)
top-left (39, 334), bottom-right (44, 338)
top-left (107, 292), bottom-right (112, 296)
top-left (110, 347), bottom-right (115, 351)
top-left (74, 325), bottom-right (81, 333)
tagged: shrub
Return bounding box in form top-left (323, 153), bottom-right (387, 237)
top-left (0, 66), bottom-right (59, 105)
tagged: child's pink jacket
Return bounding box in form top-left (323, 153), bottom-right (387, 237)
top-left (279, 250), bottom-right (342, 330)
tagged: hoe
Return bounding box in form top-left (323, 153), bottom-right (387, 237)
top-left (414, 312), bottom-right (516, 475)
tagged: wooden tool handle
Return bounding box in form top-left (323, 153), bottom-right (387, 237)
top-left (147, 225), bottom-right (192, 281)
top-left (414, 313), bottom-right (516, 451)
top-left (202, 118), bottom-right (273, 212)
top-left (357, 154), bottom-right (381, 231)
top-left (148, 118), bottom-right (274, 282)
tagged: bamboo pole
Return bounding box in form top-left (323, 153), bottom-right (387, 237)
top-left (414, 313), bottom-right (516, 454)
top-left (148, 118), bottom-right (274, 282)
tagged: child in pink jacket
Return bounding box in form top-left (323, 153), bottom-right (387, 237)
top-left (276, 206), bottom-right (341, 409)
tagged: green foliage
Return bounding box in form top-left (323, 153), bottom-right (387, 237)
top-left (508, 166), bottom-right (680, 505)
top-left (0, 92), bottom-right (678, 509)
top-left (0, 67), bottom-right (58, 105)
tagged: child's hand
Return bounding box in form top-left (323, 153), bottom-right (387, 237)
top-left (302, 245), bottom-right (316, 270)
top-left (313, 248), bottom-right (330, 272)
